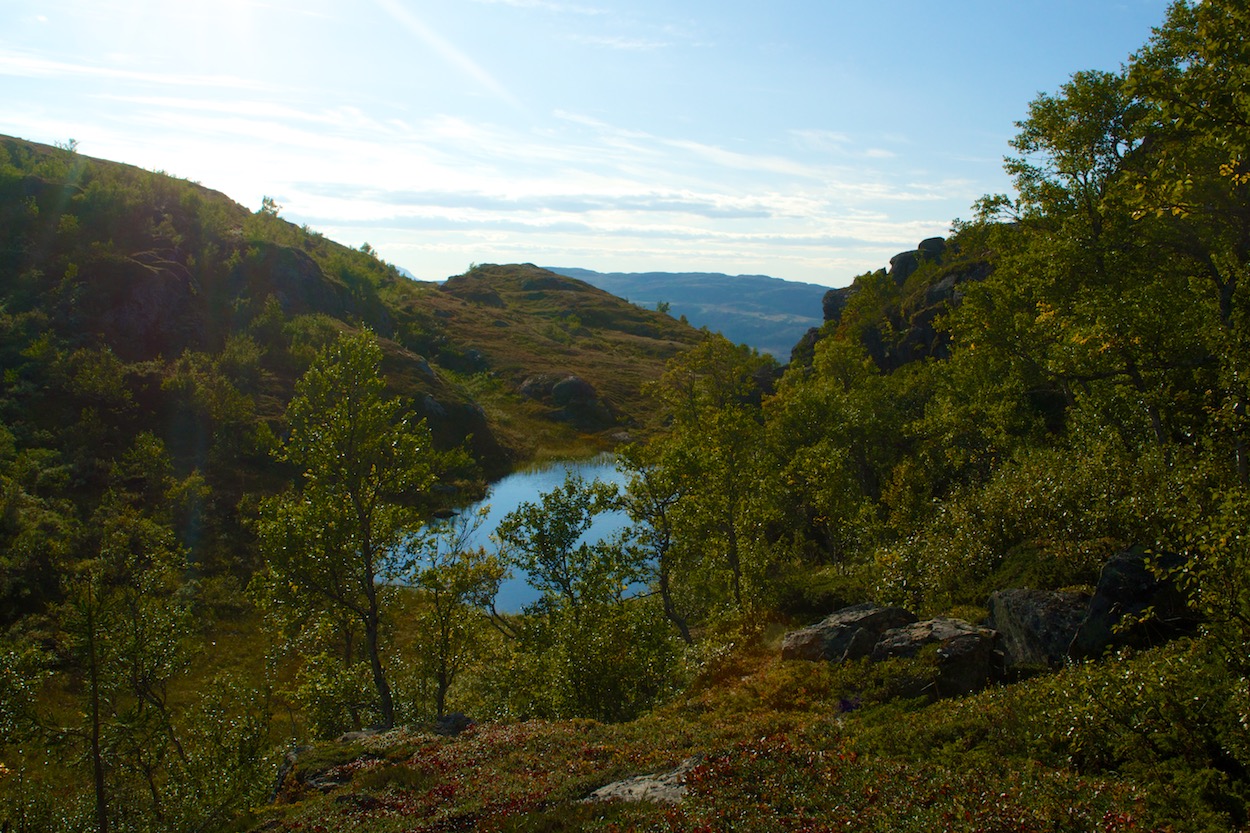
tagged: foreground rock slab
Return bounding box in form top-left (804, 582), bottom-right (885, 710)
top-left (585, 758), bottom-right (700, 805)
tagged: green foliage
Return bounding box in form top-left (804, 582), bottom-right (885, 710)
top-left (496, 473), bottom-right (641, 611)
top-left (534, 598), bottom-right (680, 723)
top-left (767, 338), bottom-right (907, 561)
top-left (254, 329), bottom-right (440, 732)
top-left (643, 334), bottom-right (782, 614)
top-left (482, 472), bottom-right (683, 723)
top-left (874, 436), bottom-right (1184, 611)
top-left (1173, 483), bottom-right (1250, 672)
top-left (399, 510), bottom-right (505, 718)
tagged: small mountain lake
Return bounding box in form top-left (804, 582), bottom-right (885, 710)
top-left (458, 454), bottom-right (631, 612)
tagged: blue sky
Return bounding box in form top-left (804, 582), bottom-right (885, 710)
top-left (2, 0), bottom-right (1172, 287)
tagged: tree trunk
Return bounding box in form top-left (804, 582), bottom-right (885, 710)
top-left (86, 584), bottom-right (109, 833)
top-left (364, 608), bottom-right (394, 729)
top-left (659, 564), bottom-right (692, 645)
top-left (725, 510), bottom-right (742, 609)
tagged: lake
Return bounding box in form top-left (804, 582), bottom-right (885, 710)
top-left (459, 454), bottom-right (632, 612)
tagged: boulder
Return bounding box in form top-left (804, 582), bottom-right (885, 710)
top-left (422, 394), bottom-right (447, 419)
top-left (987, 588), bottom-right (1090, 669)
top-left (551, 375), bottom-right (597, 406)
top-left (519, 373), bottom-right (559, 400)
top-left (872, 617), bottom-right (1000, 697)
top-left (917, 237), bottom-right (947, 258)
top-left (822, 287), bottom-right (850, 322)
top-left (781, 603), bottom-right (917, 663)
top-left (433, 712), bottom-right (474, 737)
top-left (1069, 550), bottom-right (1196, 659)
top-left (888, 250), bottom-right (922, 285)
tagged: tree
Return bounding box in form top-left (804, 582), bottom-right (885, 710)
top-left (402, 510), bottom-right (505, 718)
top-left (256, 329), bottom-right (437, 730)
top-left (1127, 0), bottom-right (1250, 480)
top-left (492, 472), bottom-right (676, 722)
top-left (55, 434), bottom-right (194, 833)
top-left (616, 442), bottom-right (692, 643)
top-left (495, 473), bottom-right (641, 613)
top-left (645, 334), bottom-right (780, 612)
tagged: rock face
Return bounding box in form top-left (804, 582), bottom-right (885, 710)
top-left (585, 758), bottom-right (699, 805)
top-left (781, 603), bottom-right (918, 663)
top-left (1070, 550), bottom-right (1195, 659)
top-left (871, 618), bottom-right (1001, 697)
top-left (987, 588), bottom-right (1090, 669)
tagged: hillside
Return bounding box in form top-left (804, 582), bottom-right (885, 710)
top-left (0, 134), bottom-right (700, 582)
top-left (548, 267), bottom-right (828, 360)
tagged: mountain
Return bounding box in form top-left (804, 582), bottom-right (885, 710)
top-left (547, 267), bottom-right (830, 360)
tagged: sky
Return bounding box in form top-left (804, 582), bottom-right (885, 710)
top-left (2, 0), bottom-right (1174, 288)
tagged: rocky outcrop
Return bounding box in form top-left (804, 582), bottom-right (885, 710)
top-left (871, 618), bottom-right (1001, 697)
top-left (782, 552), bottom-right (1197, 701)
top-left (782, 606), bottom-right (998, 697)
top-left (552, 375), bottom-right (597, 407)
top-left (822, 287), bottom-right (850, 323)
top-left (796, 237), bottom-right (992, 372)
top-left (1070, 550), bottom-right (1196, 659)
top-left (85, 248), bottom-right (206, 360)
top-left (987, 588), bottom-right (1090, 669)
top-left (781, 603), bottom-right (917, 662)
top-left (887, 237), bottom-right (948, 285)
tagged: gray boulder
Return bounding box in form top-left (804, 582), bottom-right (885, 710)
top-left (987, 588), bottom-right (1090, 669)
top-left (917, 237), bottom-right (947, 258)
top-left (781, 603), bottom-right (917, 662)
top-left (888, 250), bottom-right (922, 284)
top-left (519, 373), bottom-right (558, 400)
top-left (872, 617), bottom-right (1000, 697)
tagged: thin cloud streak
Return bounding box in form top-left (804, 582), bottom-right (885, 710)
top-left (467, 0), bottom-right (606, 13)
top-left (0, 49), bottom-right (275, 91)
top-left (374, 0), bottom-right (524, 112)
top-left (564, 34), bottom-right (670, 50)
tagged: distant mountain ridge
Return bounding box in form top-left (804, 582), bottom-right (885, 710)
top-left (547, 267), bottom-right (831, 360)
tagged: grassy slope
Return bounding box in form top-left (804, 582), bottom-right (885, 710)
top-left (250, 629), bottom-right (1185, 833)
top-left (429, 264), bottom-right (700, 420)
